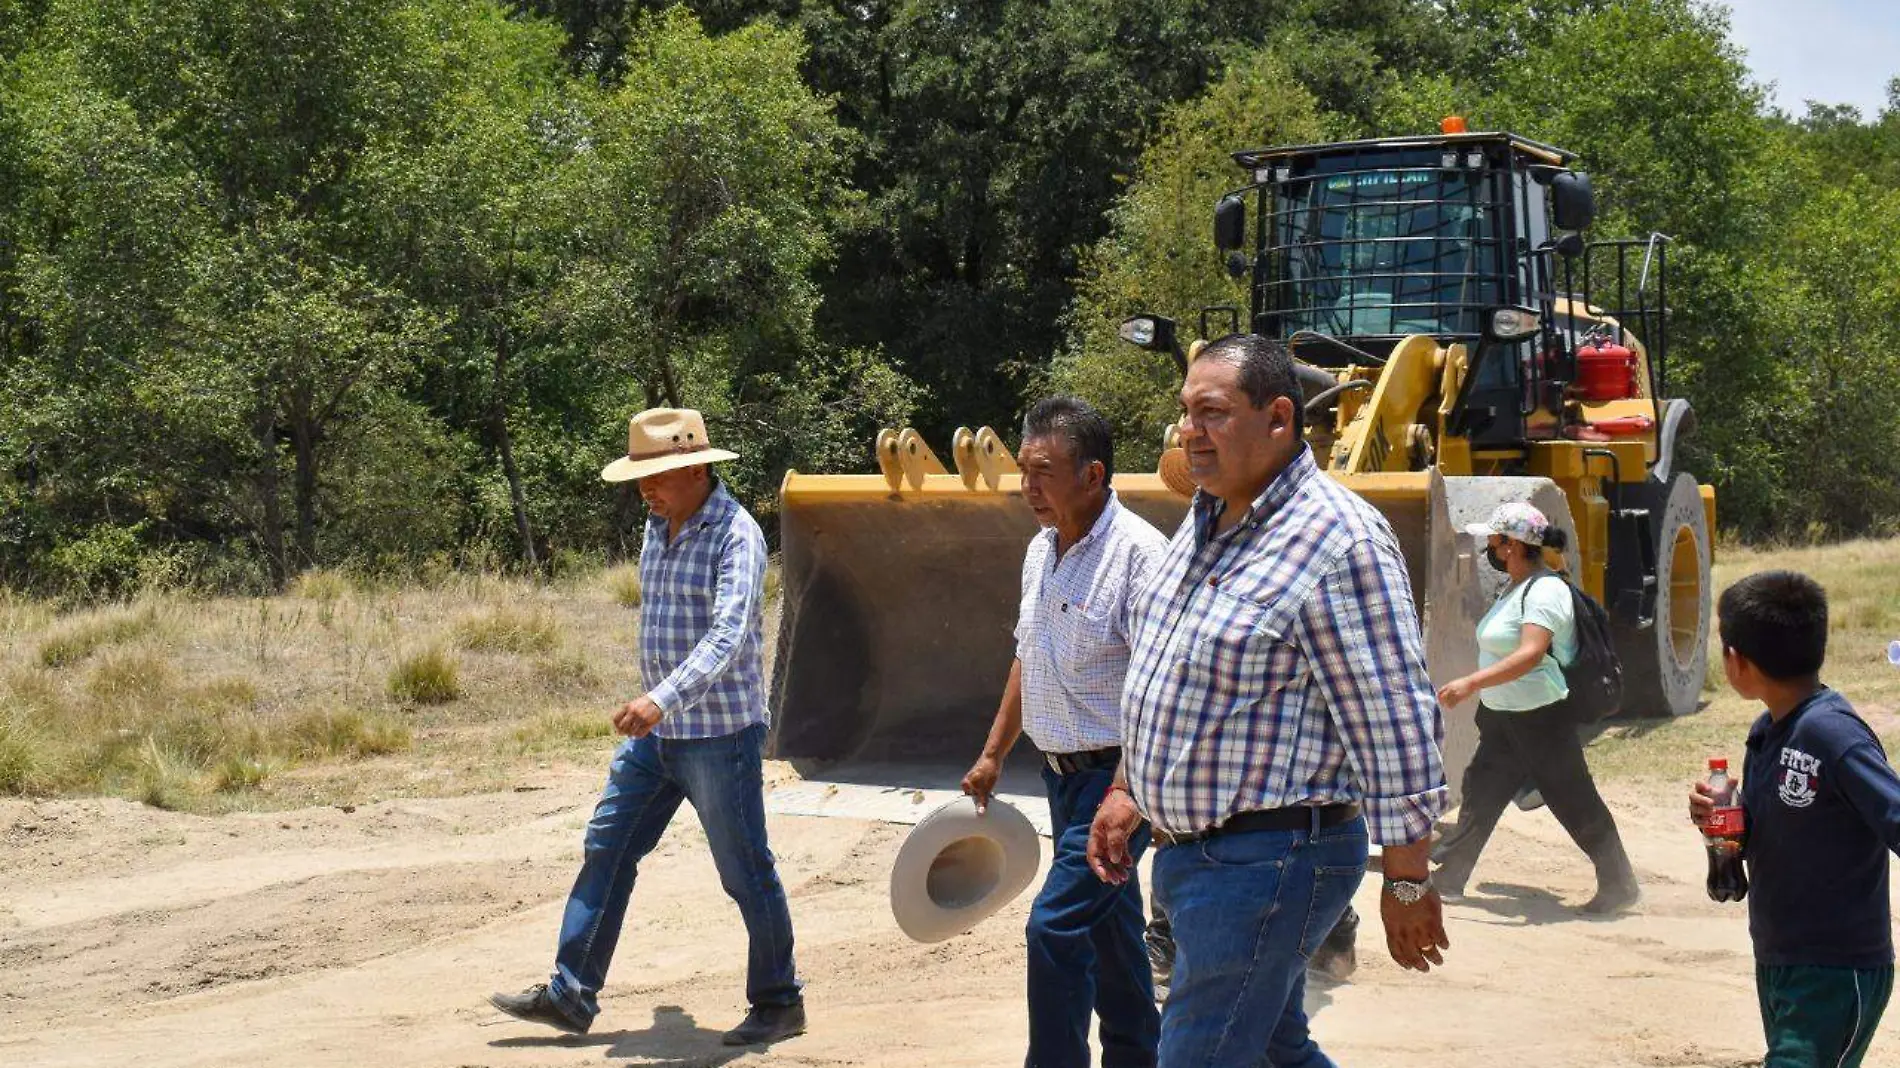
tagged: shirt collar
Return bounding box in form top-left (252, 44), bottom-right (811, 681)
top-left (1747, 685), bottom-right (1835, 746)
top-left (1192, 444), bottom-right (1316, 540)
top-left (1043, 490), bottom-right (1123, 551)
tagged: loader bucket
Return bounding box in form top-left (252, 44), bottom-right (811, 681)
top-left (771, 441), bottom-right (1579, 805)
top-left (770, 461), bottom-right (1192, 765)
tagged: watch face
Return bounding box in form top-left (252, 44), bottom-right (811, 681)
top-left (1386, 880), bottom-right (1427, 904)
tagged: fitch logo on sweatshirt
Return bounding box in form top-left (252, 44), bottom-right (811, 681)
top-left (1777, 747), bottom-right (1821, 808)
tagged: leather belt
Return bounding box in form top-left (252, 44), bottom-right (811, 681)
top-left (1152, 803), bottom-right (1361, 848)
top-left (1043, 746), bottom-right (1122, 776)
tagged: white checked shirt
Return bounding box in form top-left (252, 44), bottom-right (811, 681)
top-left (1014, 492), bottom-right (1168, 755)
top-left (638, 481), bottom-right (769, 738)
top-left (1121, 446), bottom-right (1448, 845)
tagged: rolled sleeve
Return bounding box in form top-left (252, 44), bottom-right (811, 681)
top-left (1300, 535), bottom-right (1449, 845)
top-left (647, 524), bottom-right (766, 717)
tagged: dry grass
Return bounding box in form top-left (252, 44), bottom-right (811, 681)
top-left (512, 707), bottom-right (619, 755)
top-left (1587, 538), bottom-right (1900, 784)
top-left (12, 536), bottom-right (1888, 813)
top-left (0, 570), bottom-right (647, 812)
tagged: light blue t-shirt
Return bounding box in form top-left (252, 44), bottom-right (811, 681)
top-left (1475, 572), bottom-right (1578, 712)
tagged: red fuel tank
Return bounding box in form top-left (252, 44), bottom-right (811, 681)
top-left (1574, 341), bottom-right (1638, 401)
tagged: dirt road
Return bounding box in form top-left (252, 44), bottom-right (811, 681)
top-left (1, 770), bottom-right (1890, 1067)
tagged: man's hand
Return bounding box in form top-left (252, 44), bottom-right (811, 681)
top-left (613, 695), bottom-right (664, 738)
top-left (1378, 838), bottom-right (1448, 972)
top-left (1380, 887), bottom-right (1450, 972)
top-left (1086, 788), bottom-right (1143, 885)
top-left (1435, 676), bottom-right (1478, 709)
top-left (961, 755), bottom-right (1002, 814)
top-left (1688, 780), bottom-right (1716, 826)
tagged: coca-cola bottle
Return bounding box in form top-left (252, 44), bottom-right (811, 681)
top-left (1700, 757), bottom-right (1748, 902)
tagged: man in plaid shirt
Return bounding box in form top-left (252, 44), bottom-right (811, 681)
top-left (960, 396), bottom-right (1167, 1068)
top-left (1088, 335), bottom-right (1449, 1067)
top-left (491, 408), bottom-right (804, 1048)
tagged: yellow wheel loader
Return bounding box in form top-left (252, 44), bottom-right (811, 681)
top-left (770, 127), bottom-right (1716, 796)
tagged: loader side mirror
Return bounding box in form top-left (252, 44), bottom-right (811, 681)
top-left (1119, 314), bottom-right (1178, 353)
top-left (1120, 314), bottom-right (1186, 376)
top-left (1554, 232), bottom-right (1585, 259)
top-left (1551, 171), bottom-right (1595, 232)
top-left (1214, 196), bottom-right (1246, 251)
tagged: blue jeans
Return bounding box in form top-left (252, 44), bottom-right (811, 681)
top-left (546, 723), bottom-right (799, 1026)
top-left (1154, 815), bottom-right (1368, 1068)
top-left (1029, 764), bottom-right (1159, 1068)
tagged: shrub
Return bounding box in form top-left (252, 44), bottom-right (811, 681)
top-left (38, 603), bottom-right (163, 668)
top-left (513, 708), bottom-right (617, 753)
top-left (212, 755), bottom-right (271, 792)
top-left (534, 651), bottom-right (601, 693)
top-left (606, 565), bottom-right (642, 608)
top-left (388, 647), bottom-right (461, 704)
top-left (452, 607), bottom-right (561, 654)
top-left (0, 712), bottom-right (47, 795)
top-left (134, 738), bottom-right (198, 811)
top-left (86, 651), bottom-right (176, 706)
top-left (291, 570), bottom-right (354, 603)
top-left (36, 523), bottom-right (150, 600)
top-left (284, 709), bottom-right (413, 758)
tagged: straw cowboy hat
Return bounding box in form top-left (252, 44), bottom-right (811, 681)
top-left (890, 795), bottom-right (1042, 943)
top-left (600, 408), bottom-right (739, 483)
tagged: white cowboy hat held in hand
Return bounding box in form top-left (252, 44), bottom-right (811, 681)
top-left (890, 795), bottom-right (1042, 943)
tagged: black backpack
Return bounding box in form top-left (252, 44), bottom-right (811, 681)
top-left (1519, 574), bottom-right (1624, 723)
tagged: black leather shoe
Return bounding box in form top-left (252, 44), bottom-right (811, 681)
top-left (488, 984), bottom-right (589, 1034)
top-left (1309, 905), bottom-right (1359, 982)
top-left (721, 1002), bottom-right (807, 1046)
top-left (1145, 922), bottom-right (1175, 1004)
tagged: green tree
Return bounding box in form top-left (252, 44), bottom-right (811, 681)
top-left (547, 8), bottom-right (884, 532)
top-left (0, 0), bottom-right (561, 589)
top-left (1050, 49), bottom-right (1328, 467)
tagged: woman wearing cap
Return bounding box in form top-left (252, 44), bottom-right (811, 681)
top-left (1431, 502), bottom-right (1640, 915)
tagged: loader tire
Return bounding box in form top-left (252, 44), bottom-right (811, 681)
top-left (1615, 473), bottom-right (1711, 718)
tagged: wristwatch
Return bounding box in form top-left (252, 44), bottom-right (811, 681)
top-left (1383, 876), bottom-right (1434, 905)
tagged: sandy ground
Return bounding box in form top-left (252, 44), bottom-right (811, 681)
top-left (2, 767), bottom-right (1896, 1068)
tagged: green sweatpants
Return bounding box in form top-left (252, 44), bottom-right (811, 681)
top-left (1758, 963), bottom-right (1894, 1068)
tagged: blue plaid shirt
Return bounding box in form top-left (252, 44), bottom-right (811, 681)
top-left (638, 481), bottom-right (768, 738)
top-left (1121, 445), bottom-right (1448, 845)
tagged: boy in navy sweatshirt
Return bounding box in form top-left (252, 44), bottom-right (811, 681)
top-left (1690, 570), bottom-right (1900, 1068)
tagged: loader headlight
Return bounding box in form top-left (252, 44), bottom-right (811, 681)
top-left (1484, 306), bottom-right (1541, 343)
top-left (1119, 314), bottom-right (1177, 353)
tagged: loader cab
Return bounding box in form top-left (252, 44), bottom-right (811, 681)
top-left (1214, 130), bottom-right (1627, 449)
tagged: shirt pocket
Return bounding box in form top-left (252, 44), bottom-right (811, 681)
top-left (1055, 598), bottom-right (1118, 675)
top-left (1178, 586), bottom-right (1304, 705)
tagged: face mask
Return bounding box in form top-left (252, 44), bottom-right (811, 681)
top-left (1485, 545), bottom-right (1510, 572)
